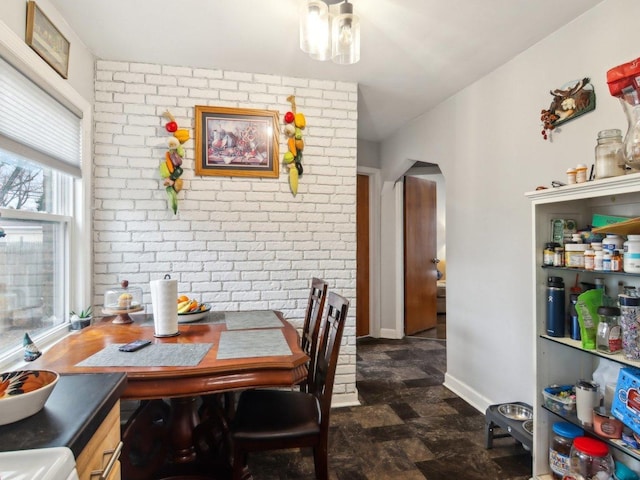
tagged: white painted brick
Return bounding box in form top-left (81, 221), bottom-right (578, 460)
top-left (130, 63), bottom-right (162, 74)
top-left (225, 71), bottom-right (253, 81)
top-left (98, 60), bottom-right (130, 71)
top-left (220, 91), bottom-right (249, 102)
top-left (113, 72), bottom-right (145, 83)
top-left (95, 81), bottom-right (125, 93)
top-left (162, 65), bottom-right (193, 77)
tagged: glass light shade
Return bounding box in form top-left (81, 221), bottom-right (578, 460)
top-left (300, 1), bottom-right (331, 61)
top-left (331, 5), bottom-right (360, 64)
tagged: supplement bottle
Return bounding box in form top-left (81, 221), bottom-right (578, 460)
top-left (584, 249), bottom-right (595, 270)
top-left (575, 164), bottom-right (588, 183)
top-left (549, 422), bottom-right (584, 479)
top-left (603, 234), bottom-right (623, 254)
top-left (624, 234), bottom-right (640, 274)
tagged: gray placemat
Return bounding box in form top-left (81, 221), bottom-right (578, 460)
top-left (220, 310), bottom-right (282, 330)
top-left (217, 329), bottom-right (291, 359)
top-left (76, 343), bottom-right (213, 367)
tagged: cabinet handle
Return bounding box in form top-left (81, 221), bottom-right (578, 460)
top-left (90, 441), bottom-right (123, 480)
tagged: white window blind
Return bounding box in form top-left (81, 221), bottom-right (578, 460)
top-left (0, 56), bottom-right (81, 177)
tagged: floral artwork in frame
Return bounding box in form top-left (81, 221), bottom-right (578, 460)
top-left (194, 106), bottom-right (279, 178)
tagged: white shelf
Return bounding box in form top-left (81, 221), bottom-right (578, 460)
top-left (541, 335), bottom-right (640, 369)
top-left (529, 174), bottom-right (640, 477)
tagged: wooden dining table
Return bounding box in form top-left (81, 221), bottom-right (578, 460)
top-left (30, 310), bottom-right (309, 479)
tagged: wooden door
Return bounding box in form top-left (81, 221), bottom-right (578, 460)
top-left (404, 176), bottom-right (437, 335)
top-left (356, 174), bottom-right (370, 337)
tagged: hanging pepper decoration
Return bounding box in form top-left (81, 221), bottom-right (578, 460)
top-left (284, 95), bottom-right (305, 196)
top-left (160, 111), bottom-right (190, 214)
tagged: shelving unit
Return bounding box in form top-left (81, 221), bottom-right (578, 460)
top-left (526, 172), bottom-right (640, 479)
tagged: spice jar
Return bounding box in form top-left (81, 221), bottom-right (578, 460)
top-left (596, 306), bottom-right (622, 354)
top-left (568, 437), bottom-right (614, 479)
top-left (595, 128), bottom-right (626, 179)
top-left (549, 422), bottom-right (584, 479)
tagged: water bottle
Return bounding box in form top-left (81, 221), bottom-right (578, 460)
top-left (547, 276), bottom-right (566, 337)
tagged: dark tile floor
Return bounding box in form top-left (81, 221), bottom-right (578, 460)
top-left (245, 316), bottom-right (532, 479)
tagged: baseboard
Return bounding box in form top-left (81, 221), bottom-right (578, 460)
top-left (379, 327), bottom-right (403, 339)
top-left (331, 392), bottom-right (360, 408)
top-left (443, 372), bottom-right (493, 414)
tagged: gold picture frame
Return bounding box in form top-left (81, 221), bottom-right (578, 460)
top-left (195, 106), bottom-right (279, 178)
top-left (26, 1), bottom-right (70, 79)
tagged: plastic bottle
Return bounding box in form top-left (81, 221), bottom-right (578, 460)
top-left (603, 234), bottom-right (623, 254)
top-left (594, 250), bottom-right (604, 271)
top-left (611, 249), bottom-right (622, 272)
top-left (603, 251), bottom-right (612, 271)
top-left (576, 164), bottom-right (588, 183)
top-left (624, 234), bottom-right (640, 273)
top-left (584, 249), bottom-right (595, 270)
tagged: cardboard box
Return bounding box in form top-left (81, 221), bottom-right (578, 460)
top-left (611, 367), bottom-right (640, 436)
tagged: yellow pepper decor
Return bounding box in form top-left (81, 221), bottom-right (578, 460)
top-left (284, 95), bottom-right (305, 196)
top-left (160, 110), bottom-right (188, 214)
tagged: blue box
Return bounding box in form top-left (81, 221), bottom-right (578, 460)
top-left (611, 367), bottom-right (640, 436)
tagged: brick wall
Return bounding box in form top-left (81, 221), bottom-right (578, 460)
top-left (92, 60), bottom-right (358, 405)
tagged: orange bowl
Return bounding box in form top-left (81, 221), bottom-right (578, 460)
top-left (0, 370), bottom-right (59, 425)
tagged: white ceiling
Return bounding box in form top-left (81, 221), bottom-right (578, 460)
top-left (49, 0), bottom-right (603, 143)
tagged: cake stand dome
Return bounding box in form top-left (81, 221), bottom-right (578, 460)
top-left (103, 279), bottom-right (143, 324)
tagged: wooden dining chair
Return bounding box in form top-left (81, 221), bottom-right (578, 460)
top-left (229, 291), bottom-right (350, 480)
top-left (300, 277), bottom-right (328, 392)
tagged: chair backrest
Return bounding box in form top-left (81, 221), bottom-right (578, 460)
top-left (309, 291), bottom-right (349, 425)
top-left (300, 278), bottom-right (328, 388)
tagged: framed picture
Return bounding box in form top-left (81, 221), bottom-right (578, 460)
top-left (195, 106), bottom-right (279, 178)
top-left (26, 1), bottom-right (70, 79)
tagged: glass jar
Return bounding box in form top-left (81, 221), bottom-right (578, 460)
top-left (568, 437), bottom-right (614, 479)
top-left (544, 242), bottom-right (560, 266)
top-left (549, 422), bottom-right (584, 479)
top-left (619, 92), bottom-right (640, 171)
top-left (595, 128), bottom-right (626, 179)
top-left (596, 306), bottom-right (622, 354)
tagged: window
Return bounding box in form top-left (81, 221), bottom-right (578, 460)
top-left (0, 54), bottom-right (84, 362)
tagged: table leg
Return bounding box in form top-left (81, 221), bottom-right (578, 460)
top-left (169, 396), bottom-right (201, 463)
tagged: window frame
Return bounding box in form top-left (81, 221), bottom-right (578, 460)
top-left (0, 20), bottom-right (92, 369)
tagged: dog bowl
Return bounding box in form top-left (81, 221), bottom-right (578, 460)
top-left (497, 403), bottom-right (533, 421)
top-left (0, 370), bottom-right (59, 425)
top-left (523, 419), bottom-right (533, 435)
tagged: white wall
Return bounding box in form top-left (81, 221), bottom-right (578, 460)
top-left (92, 60), bottom-right (359, 405)
top-left (379, 0), bottom-right (636, 410)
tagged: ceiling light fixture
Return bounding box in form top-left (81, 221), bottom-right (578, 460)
top-left (299, 0), bottom-right (360, 65)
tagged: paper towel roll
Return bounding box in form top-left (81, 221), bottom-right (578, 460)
top-left (150, 277), bottom-right (178, 337)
